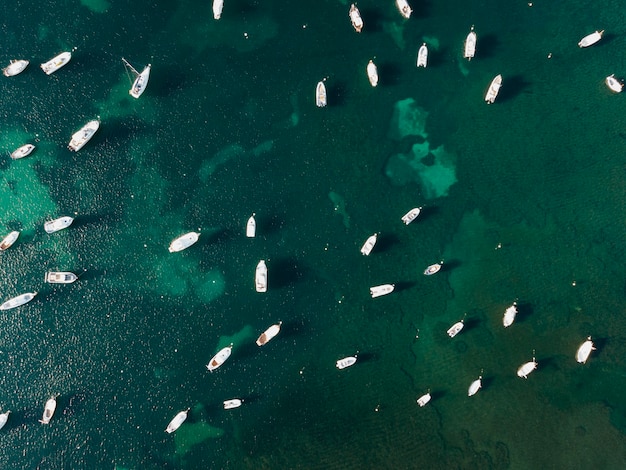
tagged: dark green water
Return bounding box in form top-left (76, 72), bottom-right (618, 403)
top-left (1, 0), bottom-right (626, 468)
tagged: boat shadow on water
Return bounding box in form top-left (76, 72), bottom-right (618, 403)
top-left (327, 80), bottom-right (348, 108)
top-left (358, 8), bottom-right (384, 33)
top-left (513, 301), bottom-right (532, 324)
top-left (393, 281), bottom-right (416, 293)
top-left (475, 33), bottom-right (500, 60)
top-left (373, 233), bottom-right (400, 253)
top-left (377, 61), bottom-right (403, 87)
top-left (268, 256), bottom-right (305, 288)
top-left (497, 74), bottom-right (530, 104)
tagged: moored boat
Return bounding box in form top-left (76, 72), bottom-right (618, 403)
top-left (502, 302), bottom-right (517, 328)
top-left (0, 292), bottom-right (37, 311)
top-left (256, 321), bottom-right (282, 346)
top-left (255, 260), bottom-right (268, 292)
top-left (417, 391), bottom-right (431, 407)
top-left (401, 207), bottom-right (422, 225)
top-left (360, 233), bottom-right (377, 256)
top-left (424, 261), bottom-right (443, 275)
top-left (223, 399), bottom-right (243, 410)
top-left (576, 336), bottom-right (595, 364)
top-left (578, 30), bottom-right (604, 48)
top-left (605, 74), bottom-right (623, 93)
top-left (316, 80), bottom-right (327, 107)
top-left (3, 60), bottom-right (29, 77)
top-left (468, 374), bottom-right (482, 396)
top-left (336, 355), bottom-right (357, 369)
top-left (68, 120), bottom-right (100, 151)
top-left (165, 408), bottom-right (189, 433)
top-left (0, 231), bottom-right (19, 251)
top-left (168, 232), bottom-right (200, 252)
top-left (485, 74), bottom-right (502, 104)
top-left (367, 60), bottom-right (378, 87)
top-left (45, 272), bottom-right (78, 284)
top-left (517, 351), bottom-right (538, 378)
top-left (0, 410), bottom-right (10, 430)
top-left (39, 396), bottom-right (57, 424)
top-left (10, 144), bottom-right (35, 160)
top-left (123, 58), bottom-right (151, 98)
top-left (417, 43), bottom-right (428, 68)
top-left (40, 51), bottom-right (71, 75)
top-left (206, 343), bottom-right (233, 371)
top-left (396, 0), bottom-right (412, 18)
top-left (246, 213), bottom-right (256, 238)
top-left (44, 216), bottom-right (74, 234)
top-left (447, 316), bottom-right (465, 338)
top-left (213, 0), bottom-right (224, 19)
top-left (349, 4), bottom-right (363, 33)
top-left (370, 284), bottom-right (394, 298)
top-left (464, 26), bottom-right (477, 60)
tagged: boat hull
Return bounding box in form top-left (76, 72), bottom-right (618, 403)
top-left (44, 216), bottom-right (74, 234)
top-left (39, 397), bottom-right (57, 424)
top-left (213, 0), bottom-right (224, 19)
top-left (367, 61), bottom-right (378, 87)
top-left (223, 399), bottom-right (242, 409)
top-left (468, 378), bottom-right (482, 396)
top-left (447, 321), bottom-right (464, 338)
top-left (417, 393), bottom-right (431, 407)
top-left (336, 356), bottom-right (357, 369)
top-left (464, 30), bottom-right (476, 59)
top-left (0, 411), bottom-right (10, 429)
top-left (401, 207), bottom-right (421, 225)
top-left (166, 410), bottom-right (188, 433)
top-left (396, 0), bottom-right (412, 18)
top-left (246, 215), bottom-right (256, 237)
top-left (46, 272), bottom-right (78, 284)
top-left (256, 322), bottom-right (282, 346)
top-left (576, 337), bottom-right (595, 363)
top-left (417, 44), bottom-right (428, 68)
top-left (485, 75), bottom-right (502, 104)
top-left (502, 304), bottom-right (517, 327)
top-left (130, 65), bottom-right (151, 98)
top-left (41, 52), bottom-right (71, 75)
top-left (360, 233), bottom-right (377, 255)
top-left (255, 260), bottom-right (267, 292)
top-left (0, 231), bottom-right (20, 250)
top-left (68, 120), bottom-right (100, 151)
top-left (370, 284), bottom-right (394, 298)
top-left (3, 60), bottom-right (29, 77)
top-left (349, 4), bottom-right (363, 32)
top-left (0, 292), bottom-right (37, 310)
top-left (11, 144), bottom-right (35, 160)
top-left (606, 75), bottom-right (623, 93)
top-left (578, 30), bottom-right (604, 48)
top-left (206, 345), bottom-right (233, 371)
top-left (168, 232), bottom-right (200, 252)
top-left (517, 361), bottom-right (537, 378)
top-left (316, 81), bottom-right (327, 107)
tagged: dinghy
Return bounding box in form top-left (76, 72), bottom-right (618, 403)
top-left (360, 233), bottom-right (377, 256)
top-left (336, 355), bottom-right (357, 369)
top-left (502, 302), bottom-right (517, 328)
top-left (417, 43), bottom-right (428, 68)
top-left (246, 214), bottom-right (256, 237)
top-left (10, 144), bottom-right (35, 159)
top-left (517, 351), bottom-right (538, 378)
top-left (401, 207), bottom-right (422, 225)
top-left (578, 30), bottom-right (604, 48)
top-left (349, 4), bottom-right (363, 33)
top-left (468, 374), bottom-right (482, 396)
top-left (256, 322), bottom-right (282, 346)
top-left (447, 316), bottom-right (465, 338)
top-left (316, 80), bottom-right (327, 107)
top-left (605, 74), bottom-right (623, 93)
top-left (367, 60), bottom-right (378, 87)
top-left (165, 408), bottom-right (189, 433)
top-left (485, 74), bottom-right (502, 104)
top-left (370, 284), bottom-right (394, 298)
top-left (223, 399), bottom-right (242, 409)
top-left (417, 391), bottom-right (431, 407)
top-left (255, 260), bottom-right (268, 292)
top-left (576, 336), bottom-right (595, 364)
top-left (464, 26), bottom-right (477, 60)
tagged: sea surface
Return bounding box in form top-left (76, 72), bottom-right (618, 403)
top-left (1, 0), bottom-right (626, 468)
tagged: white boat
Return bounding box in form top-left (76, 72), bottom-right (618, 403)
top-left (256, 321), bottom-right (282, 346)
top-left (168, 232), bottom-right (200, 252)
top-left (39, 396), bottom-right (57, 424)
top-left (336, 355), bottom-right (357, 369)
top-left (0, 410), bottom-right (10, 430)
top-left (424, 261), bottom-right (443, 275)
top-left (123, 58), bottom-right (151, 99)
top-left (165, 408), bottom-right (189, 433)
top-left (502, 302), bottom-right (517, 328)
top-left (213, 0), bottom-right (224, 19)
top-left (206, 344), bottom-right (233, 371)
top-left (485, 74), bottom-right (502, 104)
top-left (68, 120), bottom-right (100, 151)
top-left (10, 144), bottom-right (35, 160)
top-left (468, 375), bottom-right (482, 396)
top-left (370, 284), bottom-right (394, 298)
top-left (3, 60), bottom-right (29, 77)
top-left (0, 231), bottom-right (19, 251)
top-left (367, 60), bottom-right (378, 87)
top-left (349, 4), bottom-right (363, 33)
top-left (360, 233), bottom-right (377, 256)
top-left (578, 30), bottom-right (604, 48)
top-left (316, 81), bottom-right (327, 107)
top-left (0, 292), bottom-right (37, 311)
top-left (223, 399), bottom-right (242, 410)
top-left (576, 336), bottom-right (595, 364)
top-left (396, 0), bottom-right (412, 18)
top-left (40, 51), bottom-right (71, 75)
top-left (45, 272), bottom-right (78, 284)
top-left (417, 43), bottom-right (428, 68)
top-left (447, 319), bottom-right (465, 338)
top-left (246, 213), bottom-right (256, 238)
top-left (605, 74), bottom-right (623, 93)
top-left (517, 352), bottom-right (538, 379)
top-left (44, 216), bottom-right (74, 234)
top-left (255, 260), bottom-right (268, 292)
top-left (401, 207), bottom-right (422, 225)
top-left (464, 26), bottom-right (477, 60)
top-left (417, 392), bottom-right (431, 407)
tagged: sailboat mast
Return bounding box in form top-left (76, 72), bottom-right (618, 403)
top-left (122, 57), bottom-right (139, 76)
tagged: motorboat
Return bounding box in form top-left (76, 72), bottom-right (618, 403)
top-left (168, 232), bottom-right (200, 252)
top-left (485, 74), bottom-right (502, 104)
top-left (417, 392), bottom-right (431, 407)
top-left (360, 233), bottom-right (377, 256)
top-left (578, 30), bottom-right (604, 48)
top-left (468, 375), bottom-right (482, 396)
top-left (349, 4), bottom-right (363, 33)
top-left (39, 396), bottom-right (57, 424)
top-left (576, 336), bottom-right (595, 364)
top-left (223, 399), bottom-right (242, 410)
top-left (502, 302), bottom-right (517, 328)
top-left (417, 43), bottom-right (428, 68)
top-left (68, 120), bottom-right (100, 151)
top-left (3, 60), bottom-right (29, 77)
top-left (605, 74), bottom-right (623, 93)
top-left (367, 60), bottom-right (378, 87)
top-left (255, 260), bottom-right (268, 292)
top-left (165, 408), bottom-right (189, 433)
top-left (213, 0), bottom-right (224, 19)
top-left (44, 216), bottom-right (74, 233)
top-left (0, 231), bottom-right (19, 251)
top-left (517, 352), bottom-right (538, 378)
top-left (206, 343), bottom-right (233, 371)
top-left (246, 213), bottom-right (256, 237)
top-left (0, 292), bottom-right (37, 311)
top-left (424, 261), bottom-right (443, 275)
top-left (370, 284), bottom-right (394, 298)
top-left (336, 355), bottom-right (357, 369)
top-left (256, 321), bottom-right (282, 346)
top-left (40, 51), bottom-right (71, 75)
top-left (447, 317), bottom-right (465, 338)
top-left (10, 144), bottom-right (35, 160)
top-left (396, 0), bottom-right (412, 18)
top-left (123, 58), bottom-right (151, 98)
top-left (45, 272), bottom-right (78, 284)
top-left (0, 410), bottom-right (9, 430)
top-left (401, 207), bottom-right (422, 225)
top-left (316, 80), bottom-right (327, 107)
top-left (464, 26), bottom-right (476, 60)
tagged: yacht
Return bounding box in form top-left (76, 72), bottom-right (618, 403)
top-left (396, 0), bottom-right (412, 18)
top-left (39, 396), bottom-right (57, 424)
top-left (370, 284), bottom-right (394, 298)
top-left (44, 216), bottom-right (74, 233)
top-left (349, 4), bottom-right (363, 33)
top-left (316, 80), bottom-right (327, 107)
top-left (0, 292), bottom-right (37, 311)
top-left (3, 60), bottom-right (29, 77)
top-left (517, 352), bottom-right (538, 378)
top-left (424, 261), bottom-right (443, 275)
top-left (468, 374), bottom-right (482, 396)
top-left (213, 0), bottom-right (224, 19)
top-left (360, 233), bottom-right (377, 256)
top-left (123, 58), bottom-right (151, 98)
top-left (255, 260), bottom-right (268, 292)
top-left (485, 74), bottom-right (502, 104)
top-left (0, 410), bottom-right (9, 430)
top-left (10, 144), bottom-right (35, 160)
top-left (464, 26), bottom-right (477, 60)
top-left (206, 343), bottom-right (233, 371)
top-left (417, 391), bottom-right (431, 407)
top-left (45, 272), bottom-right (78, 284)
top-left (165, 408), bottom-right (189, 433)
top-left (168, 232), bottom-right (200, 252)
top-left (447, 317), bottom-right (465, 338)
top-left (68, 120), bottom-right (100, 151)
top-left (367, 60), bottom-right (378, 87)
top-left (336, 355), bottom-right (357, 369)
top-left (417, 43), bottom-right (428, 68)
top-left (401, 207), bottom-right (422, 225)
top-left (256, 322), bottom-right (282, 346)
top-left (578, 30), bottom-right (604, 48)
top-left (40, 51), bottom-right (71, 75)
top-left (223, 399), bottom-right (242, 410)
top-left (502, 302), bottom-right (517, 328)
top-left (246, 213), bottom-right (256, 237)
top-left (605, 74), bottom-right (623, 93)
top-left (576, 336), bottom-right (595, 364)
top-left (0, 231), bottom-right (19, 251)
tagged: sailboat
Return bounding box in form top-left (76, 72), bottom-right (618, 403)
top-left (122, 58), bottom-right (151, 98)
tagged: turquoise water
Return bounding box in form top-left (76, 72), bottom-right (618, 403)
top-left (1, 0), bottom-right (626, 468)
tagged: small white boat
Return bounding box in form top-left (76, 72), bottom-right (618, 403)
top-left (44, 216), bottom-right (74, 234)
top-left (401, 207), bottom-right (422, 225)
top-left (424, 261), bottom-right (443, 275)
top-left (165, 408), bottom-right (189, 433)
top-left (468, 375), bottom-right (482, 396)
top-left (367, 60), bottom-right (378, 87)
top-left (0, 292), bottom-right (37, 311)
top-left (316, 81), bottom-right (327, 107)
top-left (3, 60), bottom-right (29, 77)
top-left (417, 43), bottom-right (428, 68)
top-left (39, 396), bottom-right (57, 424)
top-left (255, 260), bottom-right (268, 292)
top-left (360, 233), bottom-right (377, 256)
top-left (502, 302), bottom-right (517, 328)
top-left (336, 355), bottom-right (357, 369)
top-left (349, 4), bottom-right (363, 33)
top-left (256, 321), bottom-right (282, 346)
top-left (605, 74), bottom-right (623, 93)
top-left (0, 231), bottom-right (19, 251)
top-left (0, 410), bottom-right (10, 430)
top-left (576, 336), bottom-right (595, 364)
top-left (45, 272), bottom-right (78, 284)
top-left (206, 343), bottom-right (233, 371)
top-left (417, 392), bottom-right (431, 407)
top-left (447, 318), bottom-right (465, 338)
top-left (578, 30), bottom-right (604, 48)
top-left (10, 144), bottom-right (35, 160)
top-left (168, 232), bottom-right (200, 253)
top-left (396, 0), bottom-right (412, 18)
top-left (213, 0), bottom-right (224, 19)
top-left (485, 74), bottom-right (502, 104)
top-left (246, 213), bottom-right (256, 238)
top-left (123, 58), bottom-right (151, 98)
top-left (223, 399), bottom-right (242, 410)
top-left (68, 120), bottom-right (100, 151)
top-left (517, 352), bottom-right (538, 379)
top-left (40, 51), bottom-right (71, 75)
top-left (464, 26), bottom-right (477, 60)
top-left (370, 284), bottom-right (394, 298)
